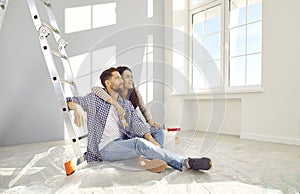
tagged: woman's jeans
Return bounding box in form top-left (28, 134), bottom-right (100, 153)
top-left (99, 127), bottom-right (185, 171)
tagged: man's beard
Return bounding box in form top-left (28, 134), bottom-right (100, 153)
top-left (113, 86), bottom-right (123, 94)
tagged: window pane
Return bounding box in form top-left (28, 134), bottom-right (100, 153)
top-left (206, 6), bottom-right (221, 34)
top-left (247, 22), bottom-right (262, 54)
top-left (230, 56), bottom-right (246, 86)
top-left (193, 38), bottom-right (209, 63)
top-left (193, 65), bottom-right (207, 89)
top-left (247, 0), bottom-right (262, 23)
top-left (230, 26), bottom-right (246, 57)
top-left (206, 60), bottom-right (221, 88)
top-left (230, 0), bottom-right (246, 27)
top-left (193, 22), bottom-right (205, 39)
top-left (247, 54), bottom-right (261, 85)
top-left (205, 33), bottom-right (220, 60)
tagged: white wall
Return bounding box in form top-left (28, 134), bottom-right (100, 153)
top-left (241, 0), bottom-right (300, 145)
top-left (0, 0), bottom-right (64, 146)
top-left (164, 0), bottom-right (300, 145)
top-left (0, 0), bottom-right (165, 146)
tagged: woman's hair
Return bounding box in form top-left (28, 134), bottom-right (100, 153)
top-left (117, 66), bottom-right (140, 109)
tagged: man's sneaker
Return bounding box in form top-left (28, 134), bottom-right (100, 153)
top-left (188, 157), bottom-right (212, 170)
top-left (138, 157), bottom-right (168, 173)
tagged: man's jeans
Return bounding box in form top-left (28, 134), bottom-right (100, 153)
top-left (99, 127), bottom-right (185, 171)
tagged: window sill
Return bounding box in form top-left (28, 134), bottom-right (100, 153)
top-left (172, 87), bottom-right (265, 100)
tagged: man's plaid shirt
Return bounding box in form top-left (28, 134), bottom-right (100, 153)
top-left (67, 92), bottom-right (150, 163)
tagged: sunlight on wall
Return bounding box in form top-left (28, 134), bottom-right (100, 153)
top-left (139, 34), bottom-right (154, 104)
top-left (92, 3), bottom-right (116, 28)
top-left (147, 0), bottom-right (153, 18)
top-left (66, 45), bottom-right (116, 95)
top-left (65, 6), bottom-right (91, 33)
top-left (65, 3), bottom-right (116, 33)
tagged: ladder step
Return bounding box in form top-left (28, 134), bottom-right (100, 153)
top-left (60, 79), bottom-right (74, 85)
top-left (40, 0), bottom-right (51, 8)
top-left (51, 50), bottom-right (68, 60)
top-left (78, 134), bottom-right (88, 140)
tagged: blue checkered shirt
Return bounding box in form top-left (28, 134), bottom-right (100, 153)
top-left (67, 93), bottom-right (150, 163)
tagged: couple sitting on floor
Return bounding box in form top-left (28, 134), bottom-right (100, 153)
top-left (67, 66), bottom-right (212, 173)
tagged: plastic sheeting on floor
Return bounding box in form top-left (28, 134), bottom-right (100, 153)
top-left (0, 131), bottom-right (299, 194)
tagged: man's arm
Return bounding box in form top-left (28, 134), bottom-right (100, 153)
top-left (66, 95), bottom-right (91, 127)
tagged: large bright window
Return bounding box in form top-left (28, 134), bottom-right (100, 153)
top-left (189, 0), bottom-right (262, 91)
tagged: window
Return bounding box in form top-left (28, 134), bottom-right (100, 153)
top-left (189, 0), bottom-right (262, 91)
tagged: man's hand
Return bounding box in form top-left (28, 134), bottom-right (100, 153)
top-left (148, 119), bottom-right (162, 129)
top-left (73, 103), bottom-right (87, 127)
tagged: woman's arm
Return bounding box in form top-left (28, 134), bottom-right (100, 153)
top-left (92, 87), bottom-right (125, 116)
top-left (135, 89), bottom-right (153, 122)
top-left (136, 89), bottom-right (162, 129)
top-left (92, 86), bottom-right (112, 102)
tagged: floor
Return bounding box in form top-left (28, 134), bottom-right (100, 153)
top-left (0, 131), bottom-right (299, 194)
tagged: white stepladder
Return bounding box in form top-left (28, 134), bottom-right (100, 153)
top-left (24, 0), bottom-right (88, 175)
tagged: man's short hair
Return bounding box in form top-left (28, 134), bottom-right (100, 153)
top-left (100, 67), bottom-right (118, 88)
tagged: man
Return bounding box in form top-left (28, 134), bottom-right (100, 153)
top-left (67, 67), bottom-right (212, 173)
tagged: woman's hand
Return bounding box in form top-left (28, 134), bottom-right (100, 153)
top-left (148, 119), bottom-right (162, 129)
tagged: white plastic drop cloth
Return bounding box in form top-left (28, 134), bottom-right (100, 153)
top-left (0, 131), bottom-right (299, 193)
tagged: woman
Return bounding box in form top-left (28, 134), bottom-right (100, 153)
top-left (92, 66), bottom-right (164, 147)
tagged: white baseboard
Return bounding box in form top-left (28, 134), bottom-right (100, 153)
top-left (240, 133), bottom-right (300, 146)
